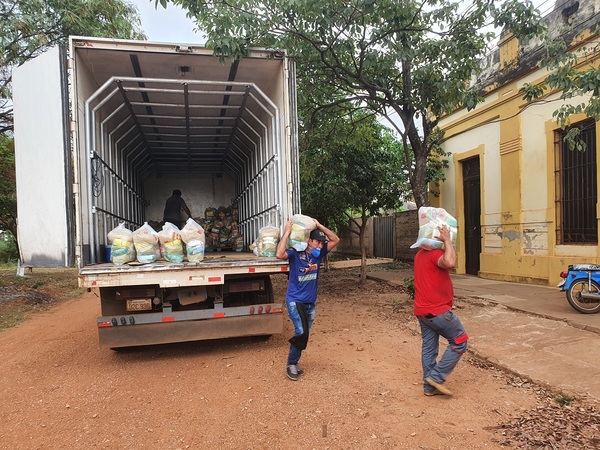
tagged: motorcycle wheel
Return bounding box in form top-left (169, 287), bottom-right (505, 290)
top-left (566, 278), bottom-right (600, 314)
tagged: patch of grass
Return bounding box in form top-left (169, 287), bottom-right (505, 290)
top-left (370, 261), bottom-right (413, 272)
top-left (0, 309), bottom-right (28, 331)
top-left (555, 392), bottom-right (576, 406)
top-left (0, 267), bottom-right (79, 291)
top-left (0, 267), bottom-right (83, 331)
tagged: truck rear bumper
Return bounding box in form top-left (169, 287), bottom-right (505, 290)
top-left (98, 314), bottom-right (283, 348)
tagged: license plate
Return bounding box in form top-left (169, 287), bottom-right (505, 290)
top-left (557, 279), bottom-right (566, 288)
top-left (126, 298), bottom-right (152, 311)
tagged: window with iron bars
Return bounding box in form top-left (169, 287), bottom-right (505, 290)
top-left (554, 119), bottom-right (597, 244)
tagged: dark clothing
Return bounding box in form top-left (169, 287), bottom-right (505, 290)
top-left (288, 302), bottom-right (310, 350)
top-left (163, 194), bottom-right (189, 228)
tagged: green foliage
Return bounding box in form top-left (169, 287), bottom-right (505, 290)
top-left (0, 134), bottom-right (16, 243)
top-left (520, 19), bottom-right (599, 150)
top-left (169, 0), bottom-right (544, 207)
top-left (554, 392), bottom-right (575, 406)
top-left (0, 231), bottom-right (18, 263)
top-left (425, 128), bottom-right (450, 197)
top-left (298, 108), bottom-right (410, 281)
top-left (402, 276), bottom-right (415, 301)
top-left (299, 109), bottom-right (410, 225)
top-left (1, 0), bottom-right (146, 133)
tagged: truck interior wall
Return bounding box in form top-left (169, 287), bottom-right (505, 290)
top-left (69, 40), bottom-right (297, 265)
top-left (74, 51), bottom-right (105, 264)
top-left (143, 174), bottom-right (235, 223)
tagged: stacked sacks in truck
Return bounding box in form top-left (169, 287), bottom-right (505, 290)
top-left (133, 222), bottom-right (161, 263)
top-left (410, 207), bottom-right (457, 250)
top-left (107, 222), bottom-right (136, 265)
top-left (228, 222), bottom-right (244, 251)
top-left (181, 218), bottom-right (206, 262)
top-left (226, 203), bottom-right (243, 250)
top-left (214, 206), bottom-right (232, 248)
top-left (203, 204), bottom-right (241, 250)
top-left (204, 207), bottom-right (217, 249)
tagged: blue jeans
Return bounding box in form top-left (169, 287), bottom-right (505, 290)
top-left (418, 310), bottom-right (468, 392)
top-left (286, 301), bottom-right (316, 365)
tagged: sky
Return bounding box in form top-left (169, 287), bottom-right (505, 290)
top-left (131, 0), bottom-right (205, 44)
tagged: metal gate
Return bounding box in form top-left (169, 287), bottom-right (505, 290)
top-left (373, 216), bottom-right (396, 259)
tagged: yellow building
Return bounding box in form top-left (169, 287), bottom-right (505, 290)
top-left (438, 0), bottom-right (599, 285)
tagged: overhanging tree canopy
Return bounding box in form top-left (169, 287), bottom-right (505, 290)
top-left (0, 0), bottom-right (146, 133)
top-left (161, 0), bottom-right (545, 206)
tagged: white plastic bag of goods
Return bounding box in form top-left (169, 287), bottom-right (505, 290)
top-left (257, 225), bottom-right (280, 257)
top-left (181, 218), bottom-right (206, 262)
top-left (133, 222), bottom-right (161, 263)
top-left (410, 207), bottom-right (458, 250)
top-left (107, 222), bottom-right (136, 265)
top-left (288, 214), bottom-right (316, 251)
top-left (158, 222), bottom-right (184, 263)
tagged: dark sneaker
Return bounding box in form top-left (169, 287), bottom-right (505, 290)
top-left (424, 389), bottom-right (445, 396)
top-left (287, 364), bottom-right (299, 381)
top-left (425, 377), bottom-right (453, 396)
top-left (297, 366), bottom-right (304, 376)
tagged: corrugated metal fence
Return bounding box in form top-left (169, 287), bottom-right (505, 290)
top-left (373, 216), bottom-right (396, 259)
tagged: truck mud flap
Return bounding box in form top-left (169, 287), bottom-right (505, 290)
top-left (99, 314), bottom-right (283, 348)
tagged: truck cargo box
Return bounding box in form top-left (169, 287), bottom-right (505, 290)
top-left (13, 37), bottom-right (300, 268)
top-left (13, 37), bottom-right (301, 347)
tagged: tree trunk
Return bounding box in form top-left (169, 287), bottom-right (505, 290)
top-left (410, 142), bottom-right (430, 208)
top-left (359, 214), bottom-right (368, 283)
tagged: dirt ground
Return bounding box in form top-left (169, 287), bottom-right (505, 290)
top-left (0, 267), bottom-right (598, 449)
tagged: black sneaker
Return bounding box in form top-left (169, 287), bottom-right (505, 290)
top-left (297, 366), bottom-right (304, 376)
top-left (287, 364), bottom-right (299, 381)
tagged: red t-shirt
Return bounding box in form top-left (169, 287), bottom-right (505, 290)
top-left (413, 248), bottom-right (454, 316)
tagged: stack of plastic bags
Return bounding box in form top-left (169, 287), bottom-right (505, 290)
top-left (133, 222), bottom-right (161, 263)
top-left (181, 218), bottom-right (206, 262)
top-left (287, 214), bottom-right (316, 251)
top-left (158, 222), bottom-right (185, 263)
top-left (107, 223), bottom-right (136, 265)
top-left (410, 207), bottom-right (457, 250)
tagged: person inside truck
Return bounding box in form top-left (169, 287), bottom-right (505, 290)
top-left (276, 218), bottom-right (340, 381)
top-left (163, 189), bottom-right (192, 229)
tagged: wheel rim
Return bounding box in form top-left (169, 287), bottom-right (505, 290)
top-left (569, 280), bottom-right (600, 312)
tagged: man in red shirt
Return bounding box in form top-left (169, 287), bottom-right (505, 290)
top-left (413, 224), bottom-right (468, 396)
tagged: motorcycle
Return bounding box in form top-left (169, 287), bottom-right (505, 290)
top-left (558, 264), bottom-right (600, 314)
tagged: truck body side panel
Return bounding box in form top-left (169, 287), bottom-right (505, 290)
top-left (13, 46), bottom-right (73, 267)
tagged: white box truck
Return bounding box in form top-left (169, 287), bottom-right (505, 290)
top-left (12, 37), bottom-right (300, 348)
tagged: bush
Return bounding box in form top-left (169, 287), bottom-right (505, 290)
top-left (403, 276), bottom-right (415, 300)
top-left (0, 231), bottom-right (18, 264)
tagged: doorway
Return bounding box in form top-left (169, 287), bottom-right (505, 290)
top-left (462, 157), bottom-right (481, 275)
